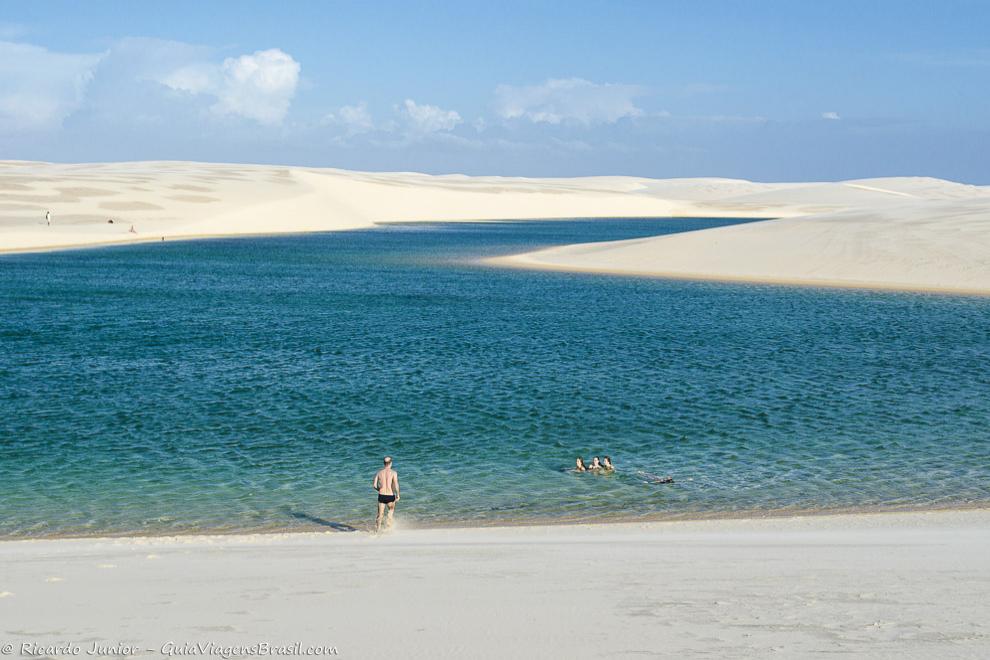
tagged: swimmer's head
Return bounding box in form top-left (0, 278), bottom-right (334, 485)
top-left (603, 456), bottom-right (613, 467)
top-left (383, 456), bottom-right (392, 466)
top-left (591, 456), bottom-right (601, 465)
top-left (575, 457), bottom-right (585, 468)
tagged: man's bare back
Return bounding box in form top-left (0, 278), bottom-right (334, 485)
top-left (372, 456), bottom-right (400, 531)
top-left (374, 467), bottom-right (397, 495)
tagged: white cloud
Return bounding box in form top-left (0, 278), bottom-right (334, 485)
top-left (77, 38), bottom-right (219, 128)
top-left (0, 40), bottom-right (102, 131)
top-left (326, 101), bottom-right (375, 134)
top-left (401, 99), bottom-right (462, 133)
top-left (0, 39), bottom-right (301, 132)
top-left (494, 78), bottom-right (644, 125)
top-left (822, 111), bottom-right (841, 120)
top-left (211, 49), bottom-right (300, 124)
top-left (154, 46), bottom-right (300, 124)
top-left (161, 63), bottom-right (217, 95)
top-left (134, 42), bottom-right (301, 124)
top-left (323, 99), bottom-right (462, 144)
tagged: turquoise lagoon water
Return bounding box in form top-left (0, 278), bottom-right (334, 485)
top-left (1, 218), bottom-right (989, 538)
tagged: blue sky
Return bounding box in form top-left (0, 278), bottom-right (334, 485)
top-left (2, 0), bottom-right (988, 181)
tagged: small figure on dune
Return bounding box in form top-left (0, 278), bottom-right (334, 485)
top-left (45, 210), bottom-right (52, 226)
top-left (129, 224), bottom-right (137, 234)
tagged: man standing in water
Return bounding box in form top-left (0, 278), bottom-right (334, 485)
top-left (372, 456), bottom-right (400, 531)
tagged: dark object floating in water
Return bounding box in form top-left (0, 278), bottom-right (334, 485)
top-left (638, 471), bottom-right (674, 485)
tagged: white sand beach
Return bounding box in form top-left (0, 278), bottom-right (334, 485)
top-left (4, 161), bottom-right (989, 294)
top-left (1, 509), bottom-right (987, 659)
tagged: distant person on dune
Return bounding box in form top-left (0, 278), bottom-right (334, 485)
top-left (372, 456), bottom-right (400, 532)
top-left (45, 210), bottom-right (52, 226)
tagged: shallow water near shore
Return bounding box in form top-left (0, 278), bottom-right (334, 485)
top-left (2, 217), bottom-right (989, 538)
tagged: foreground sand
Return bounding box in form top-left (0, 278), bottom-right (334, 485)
top-left (4, 161), bottom-right (990, 294)
top-left (1, 509), bottom-right (987, 659)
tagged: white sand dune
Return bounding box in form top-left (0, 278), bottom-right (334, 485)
top-left (0, 161), bottom-right (682, 253)
top-left (499, 197), bottom-right (990, 293)
top-left (0, 510), bottom-right (987, 659)
top-left (495, 177), bottom-right (990, 294)
top-left (4, 161), bottom-right (990, 292)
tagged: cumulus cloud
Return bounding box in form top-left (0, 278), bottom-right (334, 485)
top-left (161, 63), bottom-right (216, 95)
top-left (400, 99), bottom-right (462, 133)
top-left (325, 101), bottom-right (375, 134)
top-left (82, 41), bottom-right (297, 125)
top-left (494, 78), bottom-right (644, 125)
top-left (822, 111), bottom-right (841, 120)
top-left (160, 48), bottom-right (300, 124)
top-left (0, 40), bottom-right (102, 131)
top-left (210, 49), bottom-right (300, 124)
top-left (0, 38), bottom-right (300, 132)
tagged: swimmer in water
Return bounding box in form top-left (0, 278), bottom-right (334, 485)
top-left (638, 471), bottom-right (674, 484)
top-left (588, 456), bottom-right (603, 472)
top-left (602, 456), bottom-right (614, 472)
top-left (574, 457), bottom-right (587, 472)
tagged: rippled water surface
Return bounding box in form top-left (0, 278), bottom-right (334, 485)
top-left (2, 218), bottom-right (989, 537)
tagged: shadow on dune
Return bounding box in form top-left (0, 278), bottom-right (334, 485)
top-left (286, 510), bottom-right (359, 532)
